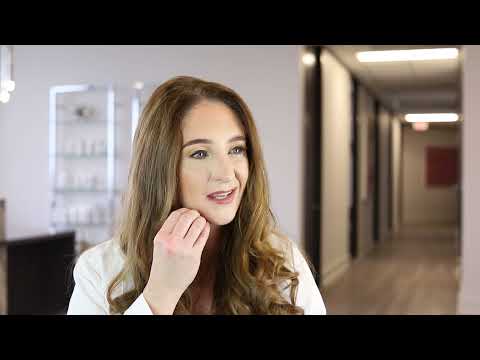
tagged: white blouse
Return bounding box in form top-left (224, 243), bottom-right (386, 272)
top-left (67, 233), bottom-right (327, 315)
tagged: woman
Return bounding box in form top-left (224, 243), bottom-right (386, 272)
top-left (67, 76), bottom-right (326, 315)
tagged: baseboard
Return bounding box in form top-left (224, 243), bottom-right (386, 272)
top-left (380, 230), bottom-right (393, 242)
top-left (402, 221), bottom-right (458, 227)
top-left (358, 241), bottom-right (375, 259)
top-left (322, 254), bottom-right (350, 288)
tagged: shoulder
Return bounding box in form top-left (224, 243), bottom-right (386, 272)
top-left (68, 239), bottom-right (128, 314)
top-left (74, 238), bottom-right (125, 289)
top-left (268, 231), bottom-right (327, 315)
top-left (267, 231), bottom-right (312, 274)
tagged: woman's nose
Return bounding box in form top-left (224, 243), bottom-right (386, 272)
top-left (210, 156), bottom-right (235, 183)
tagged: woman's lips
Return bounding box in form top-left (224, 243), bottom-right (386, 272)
top-left (207, 188), bottom-right (235, 197)
top-left (207, 188), bottom-right (237, 204)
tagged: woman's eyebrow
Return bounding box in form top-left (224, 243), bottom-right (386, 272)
top-left (182, 135), bottom-right (246, 149)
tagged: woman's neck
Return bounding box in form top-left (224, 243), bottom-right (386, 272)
top-left (192, 223), bottom-right (222, 286)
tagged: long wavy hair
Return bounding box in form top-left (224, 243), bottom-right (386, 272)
top-left (107, 76), bottom-right (304, 314)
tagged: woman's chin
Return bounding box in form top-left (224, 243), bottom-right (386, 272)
top-left (202, 211), bottom-right (236, 227)
top-left (185, 202), bottom-right (239, 227)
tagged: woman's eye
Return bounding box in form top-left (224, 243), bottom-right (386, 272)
top-left (231, 146), bottom-right (246, 155)
top-left (190, 146), bottom-right (246, 160)
top-left (191, 150), bottom-right (208, 159)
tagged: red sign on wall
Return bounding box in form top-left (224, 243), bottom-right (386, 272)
top-left (426, 146), bottom-right (458, 187)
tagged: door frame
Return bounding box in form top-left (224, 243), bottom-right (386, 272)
top-left (303, 45), bottom-right (323, 287)
top-left (350, 77), bottom-right (359, 259)
top-left (373, 100), bottom-right (380, 243)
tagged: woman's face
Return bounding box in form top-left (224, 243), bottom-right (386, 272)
top-left (179, 100), bottom-right (249, 226)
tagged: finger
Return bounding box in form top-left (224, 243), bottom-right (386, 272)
top-left (193, 222), bottom-right (210, 251)
top-left (171, 209), bottom-right (201, 238)
top-left (160, 208), bottom-right (190, 234)
top-left (184, 216), bottom-right (207, 247)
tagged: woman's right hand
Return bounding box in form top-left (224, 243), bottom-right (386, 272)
top-left (143, 208), bottom-right (210, 315)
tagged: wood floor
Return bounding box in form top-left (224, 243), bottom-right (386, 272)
top-left (321, 225), bottom-right (460, 315)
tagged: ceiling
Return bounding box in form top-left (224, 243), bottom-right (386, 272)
top-left (325, 45), bottom-right (462, 116)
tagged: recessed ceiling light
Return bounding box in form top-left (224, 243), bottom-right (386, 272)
top-left (0, 89), bottom-right (10, 103)
top-left (133, 81), bottom-right (144, 90)
top-left (356, 48), bottom-right (459, 62)
top-left (0, 80), bottom-right (15, 92)
top-left (405, 113), bottom-right (459, 123)
top-left (302, 53), bottom-right (316, 66)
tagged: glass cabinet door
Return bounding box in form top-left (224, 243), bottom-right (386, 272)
top-left (49, 84), bottom-right (119, 254)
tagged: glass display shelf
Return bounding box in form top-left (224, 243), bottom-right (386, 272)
top-left (52, 153), bottom-right (118, 159)
top-left (52, 222), bottom-right (112, 227)
top-left (53, 188), bottom-right (121, 193)
top-left (56, 119), bottom-right (123, 125)
top-left (56, 103), bottom-right (123, 110)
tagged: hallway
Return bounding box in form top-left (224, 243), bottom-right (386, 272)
top-left (321, 225), bottom-right (460, 315)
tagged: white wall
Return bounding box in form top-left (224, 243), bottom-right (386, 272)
top-left (402, 126), bottom-right (459, 225)
top-left (356, 85), bottom-right (376, 258)
top-left (320, 50), bottom-right (352, 286)
top-left (0, 46), bottom-right (304, 248)
top-left (459, 45), bottom-right (480, 314)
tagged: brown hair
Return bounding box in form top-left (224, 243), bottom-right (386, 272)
top-left (107, 76), bottom-right (304, 314)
